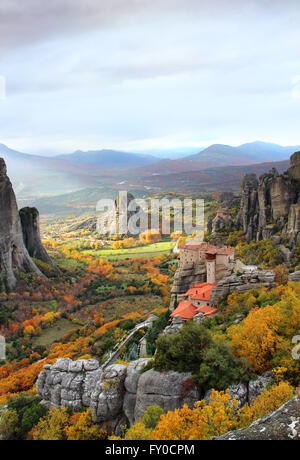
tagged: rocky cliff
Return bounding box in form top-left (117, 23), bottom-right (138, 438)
top-left (210, 269), bottom-right (276, 304)
top-left (19, 207), bottom-right (53, 266)
top-left (215, 395), bottom-right (300, 440)
top-left (0, 158), bottom-right (44, 290)
top-left (37, 357), bottom-right (201, 431)
top-left (36, 357), bottom-right (274, 433)
top-left (170, 262), bottom-right (207, 308)
top-left (238, 152), bottom-right (300, 243)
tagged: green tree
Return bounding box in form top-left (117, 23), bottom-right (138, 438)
top-left (142, 405), bottom-right (165, 429)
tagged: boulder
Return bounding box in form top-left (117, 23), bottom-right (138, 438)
top-left (134, 370), bottom-right (200, 422)
top-left (248, 371), bottom-right (274, 404)
top-left (215, 396), bottom-right (300, 440)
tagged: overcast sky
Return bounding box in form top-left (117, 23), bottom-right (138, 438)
top-left (0, 0), bottom-right (299, 155)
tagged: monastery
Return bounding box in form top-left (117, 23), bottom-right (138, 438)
top-left (172, 241), bottom-right (234, 321)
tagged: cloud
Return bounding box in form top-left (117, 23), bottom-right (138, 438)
top-left (0, 0), bottom-right (299, 52)
top-left (0, 76), bottom-right (5, 99)
top-left (292, 76), bottom-right (300, 99)
top-left (0, 0), bottom-right (300, 153)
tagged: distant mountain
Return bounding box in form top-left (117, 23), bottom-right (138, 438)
top-left (0, 141), bottom-right (299, 206)
top-left (185, 141), bottom-right (300, 163)
top-left (136, 141), bottom-right (299, 175)
top-left (237, 141), bottom-right (300, 161)
top-left (130, 142), bottom-right (299, 163)
top-left (56, 149), bottom-right (159, 169)
top-left (122, 159), bottom-right (290, 194)
top-left (0, 143), bottom-right (116, 198)
top-left (29, 159), bottom-right (290, 216)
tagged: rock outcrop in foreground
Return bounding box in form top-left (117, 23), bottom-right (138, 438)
top-left (19, 207), bottom-right (53, 266)
top-left (37, 358), bottom-right (200, 430)
top-left (0, 158), bottom-right (44, 290)
top-left (36, 357), bottom-right (274, 433)
top-left (215, 395), bottom-right (300, 440)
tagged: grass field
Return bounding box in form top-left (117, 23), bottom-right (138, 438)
top-left (83, 241), bottom-right (175, 260)
top-left (33, 319), bottom-right (80, 348)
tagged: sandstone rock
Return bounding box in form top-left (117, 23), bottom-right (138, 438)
top-left (279, 245), bottom-right (292, 265)
top-left (237, 153), bottom-right (300, 243)
top-left (211, 208), bottom-right (233, 234)
top-left (163, 314), bottom-right (184, 334)
top-left (288, 151), bottom-right (300, 180)
top-left (205, 383), bottom-right (247, 408)
top-left (19, 207), bottom-right (53, 266)
top-left (93, 364), bottom-right (127, 423)
top-left (97, 192), bottom-right (147, 237)
top-left (248, 371), bottom-right (274, 404)
top-left (210, 269), bottom-right (275, 304)
top-left (215, 396), bottom-right (300, 440)
top-left (289, 270), bottom-right (300, 282)
top-left (288, 203), bottom-right (300, 242)
top-left (134, 370), bottom-right (200, 422)
top-left (123, 358), bottom-right (151, 425)
top-left (170, 262), bottom-right (207, 308)
top-left (0, 158), bottom-right (44, 290)
top-left (237, 173), bottom-right (259, 242)
top-left (193, 312), bottom-right (205, 324)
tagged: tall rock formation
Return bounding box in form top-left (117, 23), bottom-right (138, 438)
top-left (288, 151), bottom-right (300, 179)
top-left (97, 192), bottom-right (147, 236)
top-left (19, 207), bottom-right (53, 266)
top-left (237, 174), bottom-right (259, 241)
top-left (238, 152), bottom-right (300, 243)
top-left (0, 158), bottom-right (44, 290)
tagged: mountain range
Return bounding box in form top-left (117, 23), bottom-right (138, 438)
top-left (56, 149), bottom-right (159, 169)
top-left (0, 141), bottom-right (298, 212)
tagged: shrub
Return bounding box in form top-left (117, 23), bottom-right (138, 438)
top-left (2, 393), bottom-right (48, 440)
top-left (142, 405), bottom-right (164, 429)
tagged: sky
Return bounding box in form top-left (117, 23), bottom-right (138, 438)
top-left (0, 0), bottom-right (300, 156)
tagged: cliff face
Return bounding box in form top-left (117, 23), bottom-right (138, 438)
top-left (0, 158), bottom-right (43, 290)
top-left (210, 270), bottom-right (276, 305)
top-left (170, 262), bottom-right (207, 308)
top-left (238, 152), bottom-right (300, 243)
top-left (36, 358), bottom-right (201, 430)
top-left (37, 357), bottom-right (274, 433)
top-left (19, 207), bottom-right (53, 266)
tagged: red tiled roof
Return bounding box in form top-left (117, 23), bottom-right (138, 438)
top-left (171, 300), bottom-right (198, 321)
top-left (179, 241), bottom-right (234, 255)
top-left (185, 283), bottom-right (216, 301)
top-left (171, 283), bottom-right (218, 321)
top-left (196, 306), bottom-right (218, 316)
